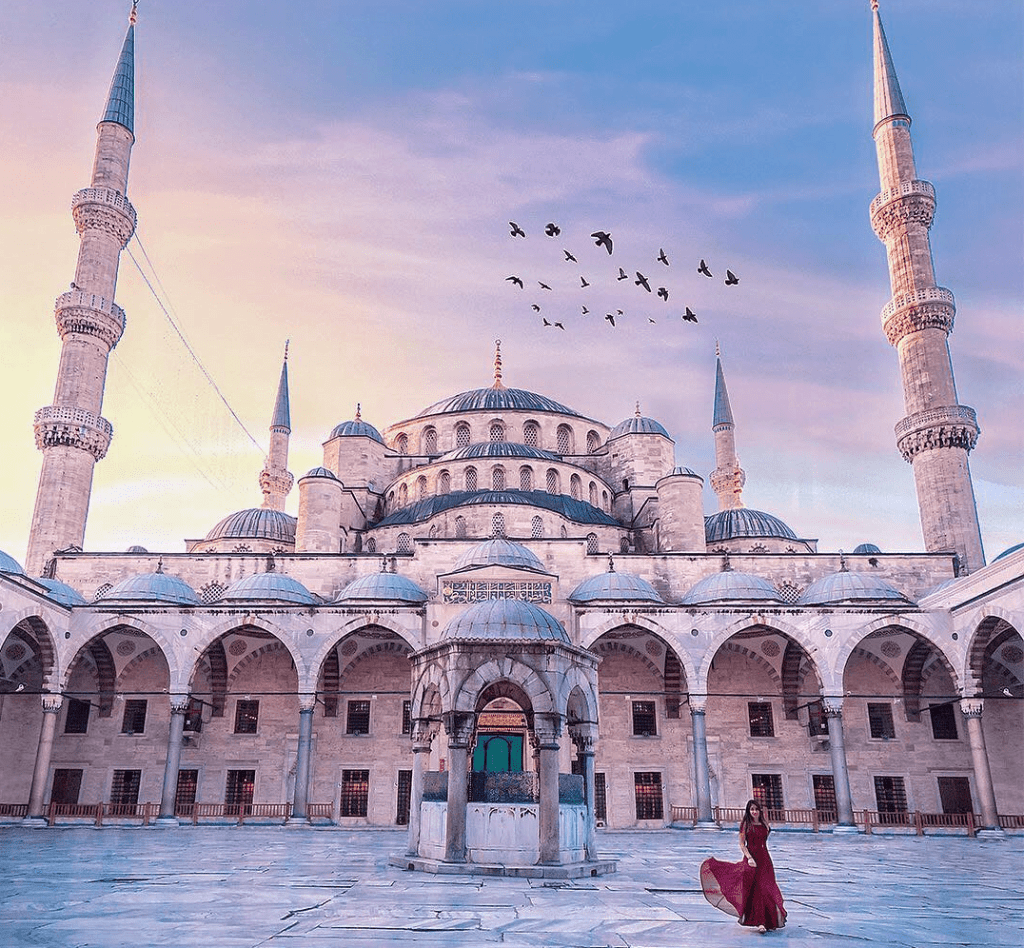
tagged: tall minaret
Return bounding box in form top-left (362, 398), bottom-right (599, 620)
top-left (259, 343), bottom-right (294, 511)
top-left (26, 5), bottom-right (139, 575)
top-left (709, 345), bottom-right (745, 511)
top-left (869, 1), bottom-right (984, 573)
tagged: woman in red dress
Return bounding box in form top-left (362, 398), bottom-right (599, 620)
top-left (700, 799), bottom-right (787, 932)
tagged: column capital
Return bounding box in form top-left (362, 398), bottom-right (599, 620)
top-left (443, 710), bottom-right (475, 747)
top-left (411, 719), bottom-right (438, 749)
top-left (298, 694), bottom-right (317, 713)
top-left (823, 696), bottom-right (845, 716)
top-left (688, 693), bottom-right (709, 714)
top-left (534, 712), bottom-right (563, 746)
top-left (169, 694), bottom-right (191, 715)
top-left (959, 698), bottom-right (984, 717)
top-left (41, 694), bottom-right (63, 713)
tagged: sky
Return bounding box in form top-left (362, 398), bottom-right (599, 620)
top-left (0, 0), bottom-right (1021, 566)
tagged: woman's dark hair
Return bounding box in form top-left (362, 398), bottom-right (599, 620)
top-left (740, 798), bottom-right (765, 831)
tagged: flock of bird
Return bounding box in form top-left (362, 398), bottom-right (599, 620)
top-left (504, 220), bottom-right (740, 333)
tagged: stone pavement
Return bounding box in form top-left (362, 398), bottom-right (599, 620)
top-left (0, 825), bottom-right (1020, 947)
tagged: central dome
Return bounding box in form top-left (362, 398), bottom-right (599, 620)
top-left (205, 508), bottom-right (297, 543)
top-left (451, 538), bottom-right (545, 573)
top-left (415, 387), bottom-right (581, 419)
top-left (443, 598), bottom-right (569, 642)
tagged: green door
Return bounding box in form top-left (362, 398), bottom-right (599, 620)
top-left (472, 733), bottom-right (524, 772)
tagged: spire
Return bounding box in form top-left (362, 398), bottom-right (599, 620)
top-left (712, 351), bottom-right (734, 429)
top-left (271, 341), bottom-right (291, 431)
top-left (871, 1), bottom-right (909, 130)
top-left (101, 4), bottom-right (137, 133)
top-left (709, 347), bottom-right (745, 511)
top-left (492, 339), bottom-right (505, 389)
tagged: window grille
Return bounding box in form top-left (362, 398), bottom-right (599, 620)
top-left (465, 467), bottom-right (478, 491)
top-left (632, 701), bottom-right (657, 736)
top-left (589, 482), bottom-right (598, 506)
top-left (492, 466), bottom-right (505, 490)
top-left (489, 422), bottom-right (505, 442)
top-left (183, 697), bottom-right (204, 733)
top-left (594, 773), bottom-right (607, 822)
top-left (51, 769), bottom-right (83, 805)
top-left (586, 533), bottom-right (598, 554)
top-left (396, 769), bottom-right (413, 825)
top-left (175, 769), bottom-right (199, 812)
top-left (397, 533), bottom-right (411, 553)
top-left (873, 775), bottom-right (908, 821)
top-left (586, 430), bottom-right (600, 454)
top-left (456, 424), bottom-right (470, 448)
top-left (93, 583), bottom-right (112, 601)
top-left (346, 699), bottom-right (371, 734)
top-left (366, 537), bottom-right (377, 553)
top-left (520, 466), bottom-right (533, 491)
top-left (812, 774), bottom-right (836, 819)
top-left (110, 769), bottom-right (141, 806)
top-left (867, 703), bottom-right (896, 740)
top-left (455, 516), bottom-right (467, 538)
top-left (234, 699), bottom-right (259, 734)
top-left (748, 701), bottom-right (775, 737)
top-left (64, 698), bottom-right (90, 734)
top-left (634, 772), bottom-right (664, 820)
top-left (439, 471), bottom-right (451, 494)
top-left (752, 773), bottom-right (784, 812)
top-left (422, 428), bottom-right (437, 454)
top-left (121, 699), bottom-right (148, 735)
top-left (200, 581), bottom-right (225, 603)
top-left (416, 476), bottom-right (427, 500)
top-left (570, 474), bottom-right (582, 500)
top-left (557, 425), bottom-right (572, 454)
top-left (225, 769), bottom-right (255, 815)
top-left (929, 703), bottom-right (958, 740)
top-left (491, 513), bottom-right (506, 538)
top-left (937, 776), bottom-right (972, 814)
top-left (523, 422), bottom-right (539, 447)
top-left (531, 517), bottom-right (543, 538)
top-left (396, 433), bottom-right (408, 454)
top-left (401, 700), bottom-right (412, 734)
top-left (546, 469), bottom-right (558, 494)
top-left (340, 769), bottom-right (370, 817)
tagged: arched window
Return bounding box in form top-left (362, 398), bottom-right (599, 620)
top-left (491, 513), bottom-right (506, 538)
top-left (366, 537), bottom-right (377, 553)
top-left (489, 421), bottom-right (505, 442)
top-left (531, 516), bottom-right (543, 538)
top-left (465, 467), bottom-right (478, 491)
top-left (569, 474), bottom-right (582, 501)
top-left (399, 483), bottom-right (408, 506)
top-left (492, 466), bottom-right (505, 490)
top-left (397, 533), bottom-right (412, 553)
top-left (455, 423), bottom-right (471, 448)
top-left (620, 537), bottom-right (630, 553)
top-left (523, 421), bottom-right (539, 447)
top-left (416, 476), bottom-right (427, 500)
top-left (422, 427), bottom-right (437, 455)
top-left (439, 470), bottom-right (451, 494)
top-left (395, 433), bottom-right (409, 455)
top-left (586, 533), bottom-right (599, 554)
top-left (560, 525), bottom-right (568, 539)
top-left (589, 482), bottom-right (599, 507)
top-left (557, 424), bottom-right (573, 454)
top-left (455, 516), bottom-right (467, 538)
top-left (602, 490), bottom-right (609, 510)
top-left (520, 466), bottom-right (533, 491)
top-left (586, 430), bottom-right (601, 454)
top-left (546, 469), bottom-right (559, 494)
top-left (428, 524), bottom-right (438, 539)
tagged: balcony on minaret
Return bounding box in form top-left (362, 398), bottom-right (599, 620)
top-left (870, 179), bottom-right (935, 240)
top-left (54, 290), bottom-right (126, 350)
top-left (71, 187), bottom-right (137, 246)
top-left (33, 406), bottom-right (113, 461)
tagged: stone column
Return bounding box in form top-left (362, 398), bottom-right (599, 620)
top-left (571, 724), bottom-right (598, 861)
top-left (689, 695), bottom-right (716, 826)
top-left (536, 714), bottom-right (563, 864)
top-left (443, 711), bottom-right (474, 864)
top-left (289, 696), bottom-right (316, 823)
top-left (406, 721), bottom-right (434, 856)
top-left (960, 700), bottom-right (1002, 833)
top-left (25, 694), bottom-right (63, 823)
top-left (157, 695), bottom-right (189, 824)
top-left (823, 697), bottom-right (857, 831)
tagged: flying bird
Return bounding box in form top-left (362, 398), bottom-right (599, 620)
top-left (605, 313), bottom-right (616, 326)
top-left (697, 259), bottom-right (713, 277)
top-left (725, 269), bottom-right (739, 285)
top-left (539, 282), bottom-right (552, 290)
top-left (616, 268), bottom-right (629, 281)
top-left (542, 317), bottom-right (552, 326)
top-left (591, 231), bottom-right (613, 254)
top-left (580, 276), bottom-right (590, 288)
top-left (648, 317), bottom-right (657, 324)
top-left (657, 287), bottom-right (669, 301)
top-left (532, 304), bottom-right (541, 312)
top-left (545, 223), bottom-right (561, 237)
top-left (581, 306), bottom-right (590, 315)
top-left (510, 221), bottom-right (526, 238)
top-left (505, 275), bottom-right (524, 288)
top-left (657, 248), bottom-right (669, 266)
top-left (553, 321), bottom-right (565, 331)
top-left (683, 307), bottom-right (698, 323)
top-left (635, 271), bottom-right (652, 292)
top-left (563, 249), bottom-right (578, 263)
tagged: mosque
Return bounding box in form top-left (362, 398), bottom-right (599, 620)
top-left (0, 4), bottom-right (1020, 863)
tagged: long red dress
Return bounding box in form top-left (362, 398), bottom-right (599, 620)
top-left (700, 823), bottom-right (786, 930)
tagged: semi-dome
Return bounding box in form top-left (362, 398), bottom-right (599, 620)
top-left (100, 572), bottom-right (201, 605)
top-left (37, 578), bottom-right (87, 606)
top-left (797, 571), bottom-right (908, 606)
top-left (302, 466), bottom-right (339, 480)
top-left (852, 543), bottom-right (882, 555)
top-left (0, 549), bottom-right (25, 575)
top-left (608, 414), bottom-right (670, 441)
top-left (451, 538), bottom-right (545, 573)
top-left (336, 572), bottom-right (428, 603)
top-left (994, 541), bottom-right (1024, 562)
top-left (125, 545), bottom-right (149, 554)
top-left (329, 418), bottom-right (385, 443)
top-left (219, 572), bottom-right (317, 605)
top-left (377, 490), bottom-right (619, 527)
top-left (704, 508), bottom-right (798, 543)
top-left (443, 598), bottom-right (569, 643)
top-left (569, 571), bottom-right (663, 603)
top-left (205, 508), bottom-right (297, 543)
top-left (681, 571), bottom-right (782, 604)
top-left (439, 442), bottom-right (560, 463)
top-left (414, 387), bottom-right (581, 419)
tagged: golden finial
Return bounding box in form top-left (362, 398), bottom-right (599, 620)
top-left (870, 0), bottom-right (879, 10)
top-left (715, 339), bottom-right (721, 358)
top-left (130, 1), bottom-right (139, 26)
top-left (492, 339), bottom-right (505, 389)
top-left (283, 339), bottom-right (290, 363)
top-left (355, 403), bottom-right (362, 421)
top-left (635, 400), bottom-right (642, 417)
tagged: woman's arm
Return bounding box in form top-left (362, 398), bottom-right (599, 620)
top-left (739, 827), bottom-right (756, 866)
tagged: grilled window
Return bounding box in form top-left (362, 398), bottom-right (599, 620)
top-left (812, 774), bottom-right (836, 819)
top-left (489, 422), bottom-right (505, 442)
top-left (546, 469), bottom-right (559, 494)
top-left (937, 776), bottom-right (972, 815)
top-left (531, 516), bottom-right (543, 538)
top-left (455, 516), bottom-right (467, 538)
top-left (586, 533), bottom-right (598, 554)
top-left (929, 703), bottom-right (958, 740)
top-left (225, 769), bottom-right (255, 814)
top-left (340, 769), bottom-right (370, 817)
top-left (346, 699), bottom-right (371, 735)
top-left (557, 425), bottom-right (573, 454)
top-left (438, 471), bottom-right (451, 494)
top-left (748, 701), bottom-right (775, 737)
top-left (397, 532), bottom-right (412, 554)
top-left (594, 772), bottom-right (607, 822)
top-left (456, 424), bottom-right (471, 448)
top-left (465, 467), bottom-right (478, 491)
top-left (632, 701), bottom-right (657, 737)
top-left (634, 772), bottom-right (664, 820)
top-left (396, 769), bottom-right (412, 825)
top-left (234, 699), bottom-right (259, 734)
top-left (492, 466), bottom-right (505, 490)
top-left (751, 773), bottom-right (784, 812)
top-left (64, 698), bottom-right (90, 734)
top-left (867, 703), bottom-right (896, 740)
top-left (51, 768), bottom-right (83, 805)
top-left (121, 699), bottom-right (148, 735)
top-left (422, 428), bottom-right (437, 454)
top-left (874, 775), bottom-right (908, 816)
top-left (175, 769), bottom-right (199, 812)
top-left (491, 513), bottom-right (506, 538)
top-left (402, 700), bottom-right (411, 735)
top-left (586, 430), bottom-right (600, 454)
top-left (110, 769), bottom-right (141, 806)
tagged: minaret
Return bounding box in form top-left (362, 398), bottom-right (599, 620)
top-left (709, 345), bottom-right (745, 511)
top-left (259, 343), bottom-right (294, 511)
top-left (868, 1), bottom-right (984, 573)
top-left (25, 5), bottom-right (139, 575)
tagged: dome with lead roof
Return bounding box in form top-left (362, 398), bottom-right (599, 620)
top-left (329, 419), bottom-right (384, 443)
top-left (681, 571), bottom-right (782, 604)
top-left (797, 571), bottom-right (908, 606)
top-left (451, 539), bottom-right (545, 573)
top-left (302, 467), bottom-right (339, 480)
top-left (205, 508), bottom-right (297, 543)
top-left (100, 572), bottom-right (200, 605)
top-left (853, 543), bottom-right (882, 555)
top-left (336, 572), bottom-right (428, 603)
top-left (37, 578), bottom-right (87, 607)
top-left (569, 571), bottom-right (663, 603)
top-left (219, 573), bottom-right (317, 605)
top-left (704, 508), bottom-right (798, 543)
top-left (0, 549), bottom-right (25, 575)
top-left (608, 414), bottom-right (670, 441)
top-left (439, 442), bottom-right (560, 463)
top-left (415, 387), bottom-right (581, 419)
top-left (443, 598), bottom-right (569, 643)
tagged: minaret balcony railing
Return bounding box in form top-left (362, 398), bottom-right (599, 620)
top-left (869, 179), bottom-right (935, 219)
top-left (33, 406), bottom-right (113, 461)
top-left (880, 285), bottom-right (954, 325)
top-left (71, 187), bottom-right (136, 224)
top-left (55, 290), bottom-right (126, 348)
top-left (879, 285), bottom-right (956, 344)
top-left (71, 187), bottom-right (137, 246)
top-left (894, 405), bottom-right (979, 462)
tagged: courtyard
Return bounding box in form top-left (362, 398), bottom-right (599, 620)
top-left (0, 825), bottom-right (1020, 947)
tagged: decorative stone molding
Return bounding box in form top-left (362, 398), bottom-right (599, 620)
top-left (71, 188), bottom-right (137, 246)
top-left (534, 712), bottom-right (563, 745)
top-left (688, 693), bottom-right (709, 714)
top-left (444, 710), bottom-right (476, 747)
top-left (959, 699), bottom-right (984, 718)
top-left (881, 286), bottom-right (955, 345)
top-left (870, 179), bottom-right (936, 239)
top-left (895, 405), bottom-right (979, 462)
top-left (41, 694), bottom-right (63, 713)
top-left (260, 469), bottom-right (295, 500)
top-left (54, 291), bottom-right (126, 349)
top-left (822, 697), bottom-right (845, 716)
top-left (34, 406), bottom-right (113, 460)
top-left (298, 694), bottom-right (317, 713)
top-left (169, 694), bottom-right (191, 715)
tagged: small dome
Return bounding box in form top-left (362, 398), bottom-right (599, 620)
top-left (451, 538), bottom-right (545, 573)
top-left (681, 571), bottom-right (782, 604)
top-left (608, 415), bottom-right (670, 441)
top-left (920, 577), bottom-right (960, 598)
top-left (101, 572), bottom-right (201, 605)
top-left (329, 418), bottom-right (385, 443)
top-left (569, 571), bottom-right (663, 603)
top-left (705, 508), bottom-right (798, 543)
top-left (205, 508), bottom-right (297, 543)
top-left (439, 442), bottom-right (560, 463)
top-left (37, 578), bottom-right (87, 607)
top-left (0, 549), bottom-right (25, 575)
top-left (443, 598), bottom-right (569, 643)
top-left (302, 466), bottom-right (339, 480)
top-left (337, 572), bottom-right (428, 603)
top-left (219, 573), bottom-right (317, 605)
top-left (797, 571), bottom-right (908, 606)
top-left (415, 387), bottom-right (580, 419)
top-left (852, 543), bottom-right (882, 555)
top-left (125, 545), bottom-right (149, 554)
top-left (994, 541), bottom-right (1024, 562)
